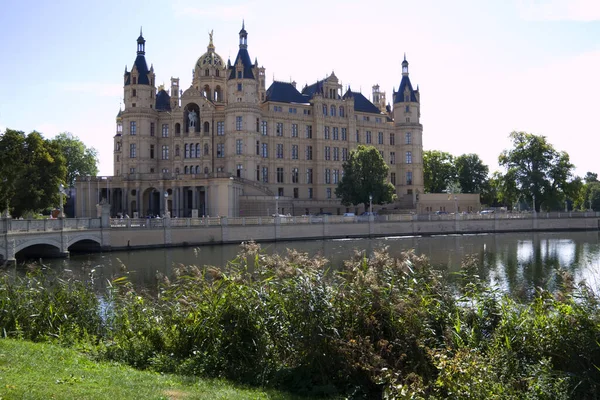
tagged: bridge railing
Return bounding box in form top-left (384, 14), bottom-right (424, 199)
top-left (2, 218), bottom-right (102, 232)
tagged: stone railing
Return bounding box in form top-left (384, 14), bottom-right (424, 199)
top-left (1, 218), bottom-right (101, 233)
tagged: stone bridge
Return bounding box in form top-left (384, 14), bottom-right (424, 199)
top-left (0, 217), bottom-right (109, 265)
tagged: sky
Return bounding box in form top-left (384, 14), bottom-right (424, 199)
top-left (0, 0), bottom-right (599, 178)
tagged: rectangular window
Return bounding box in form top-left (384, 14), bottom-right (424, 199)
top-left (324, 126), bottom-right (330, 140)
top-left (306, 125), bottom-right (312, 139)
top-left (306, 145), bottom-right (313, 160)
top-left (237, 71), bottom-right (242, 79)
top-left (276, 143), bottom-right (283, 159)
top-left (406, 151), bottom-right (412, 164)
top-left (325, 168), bottom-right (331, 184)
top-left (356, 130), bottom-right (360, 143)
top-left (405, 132), bottom-right (412, 144)
top-left (327, 188), bottom-right (332, 199)
top-left (130, 167), bottom-right (135, 173)
top-left (237, 83), bottom-right (242, 91)
top-left (292, 144), bottom-right (298, 159)
top-left (333, 169), bottom-right (339, 184)
top-left (276, 122), bottom-right (283, 136)
top-left (262, 121), bottom-right (269, 136)
top-left (277, 167), bottom-right (284, 183)
top-left (288, 107), bottom-right (297, 113)
top-left (391, 172), bottom-right (396, 185)
top-left (150, 144), bottom-right (155, 159)
top-left (308, 187), bottom-right (313, 199)
top-left (217, 121), bottom-right (225, 135)
top-left (262, 166), bottom-right (269, 183)
top-left (162, 124), bottom-right (169, 137)
top-left (333, 127), bottom-right (339, 140)
top-left (406, 171), bottom-right (413, 185)
top-left (161, 145), bottom-right (169, 160)
top-left (236, 116), bottom-right (243, 131)
top-left (129, 143), bottom-right (136, 158)
top-left (366, 131), bottom-right (372, 144)
top-left (261, 143), bottom-right (268, 158)
top-left (390, 133), bottom-right (395, 145)
top-left (390, 151), bottom-right (396, 165)
top-left (292, 123), bottom-right (298, 137)
top-left (342, 148), bottom-right (348, 161)
top-left (150, 122), bottom-right (154, 136)
top-left (325, 146), bottom-right (331, 161)
top-left (293, 187), bottom-right (299, 198)
top-left (130, 121), bottom-right (137, 135)
top-left (292, 168), bottom-right (299, 183)
top-left (306, 168), bottom-right (313, 184)
top-left (333, 147), bottom-right (339, 161)
top-left (323, 104), bottom-right (327, 115)
top-left (378, 131), bottom-right (383, 144)
top-left (217, 143), bottom-right (225, 158)
top-left (236, 139), bottom-right (243, 155)
top-left (379, 150), bottom-right (384, 159)
top-left (341, 127), bottom-right (347, 141)
top-left (256, 165), bottom-right (260, 181)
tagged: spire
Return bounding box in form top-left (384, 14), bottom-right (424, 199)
top-left (239, 20), bottom-right (248, 49)
top-left (402, 54), bottom-right (409, 76)
top-left (137, 27), bottom-right (146, 55)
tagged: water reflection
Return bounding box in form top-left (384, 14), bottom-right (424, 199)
top-left (9, 231), bottom-right (600, 298)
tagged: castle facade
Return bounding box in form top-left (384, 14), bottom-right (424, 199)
top-left (75, 24), bottom-right (424, 218)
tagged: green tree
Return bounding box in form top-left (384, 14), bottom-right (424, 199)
top-left (423, 150), bottom-right (456, 193)
top-left (0, 130), bottom-right (67, 218)
top-left (584, 172), bottom-right (598, 184)
top-left (498, 131), bottom-right (575, 212)
top-left (51, 132), bottom-right (99, 187)
top-left (336, 145), bottom-right (395, 210)
top-left (455, 153), bottom-right (489, 193)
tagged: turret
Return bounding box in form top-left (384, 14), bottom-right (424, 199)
top-left (393, 54), bottom-right (420, 125)
top-left (123, 28), bottom-right (156, 109)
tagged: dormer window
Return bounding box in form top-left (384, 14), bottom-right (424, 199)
top-left (237, 71), bottom-right (242, 79)
top-left (237, 83), bottom-right (242, 91)
top-left (132, 77), bottom-right (137, 84)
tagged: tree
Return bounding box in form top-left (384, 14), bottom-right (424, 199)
top-left (423, 150), bottom-right (456, 193)
top-left (51, 132), bottom-right (99, 187)
top-left (498, 131), bottom-right (575, 212)
top-left (455, 153), bottom-right (489, 193)
top-left (336, 145), bottom-right (395, 210)
top-left (0, 129), bottom-right (67, 217)
top-left (584, 172), bottom-right (598, 184)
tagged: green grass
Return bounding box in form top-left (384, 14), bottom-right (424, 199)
top-left (0, 339), bottom-right (322, 400)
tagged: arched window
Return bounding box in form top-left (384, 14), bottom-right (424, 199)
top-left (331, 105), bottom-right (336, 117)
top-left (204, 121), bottom-right (210, 133)
top-left (184, 144), bottom-right (189, 158)
top-left (204, 167), bottom-right (209, 174)
top-left (195, 144), bottom-right (200, 158)
top-left (203, 85), bottom-right (210, 99)
top-left (175, 123), bottom-right (181, 135)
top-left (216, 69), bottom-right (220, 77)
top-left (339, 106), bottom-right (345, 117)
top-left (323, 104), bottom-right (327, 116)
top-left (184, 166), bottom-right (189, 174)
top-left (204, 143), bottom-right (209, 156)
top-left (195, 166), bottom-right (200, 174)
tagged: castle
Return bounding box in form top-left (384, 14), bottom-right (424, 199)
top-left (75, 23), bottom-right (424, 218)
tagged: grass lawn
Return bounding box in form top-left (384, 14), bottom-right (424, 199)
top-left (0, 339), bottom-right (323, 400)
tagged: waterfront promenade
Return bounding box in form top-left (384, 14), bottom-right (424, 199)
top-left (1, 211), bottom-right (599, 264)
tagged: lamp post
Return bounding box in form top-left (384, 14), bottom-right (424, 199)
top-left (533, 194), bottom-right (536, 214)
top-left (164, 190), bottom-right (169, 217)
top-left (275, 195), bottom-right (279, 216)
top-left (369, 194), bottom-right (373, 215)
top-left (59, 183), bottom-right (64, 218)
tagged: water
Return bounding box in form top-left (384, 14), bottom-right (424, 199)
top-left (12, 231), bottom-right (600, 298)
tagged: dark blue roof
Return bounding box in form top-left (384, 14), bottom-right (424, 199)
top-left (301, 79), bottom-right (324, 98)
top-left (155, 89), bottom-right (171, 111)
top-left (343, 90), bottom-right (382, 114)
top-left (124, 54), bottom-right (150, 86)
top-left (228, 48), bottom-right (255, 79)
top-left (393, 75), bottom-right (418, 103)
top-left (265, 81), bottom-right (310, 104)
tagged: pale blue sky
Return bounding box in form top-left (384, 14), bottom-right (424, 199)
top-left (1, 0), bottom-right (599, 177)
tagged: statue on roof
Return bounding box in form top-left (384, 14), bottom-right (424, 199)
top-left (209, 30), bottom-right (213, 45)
